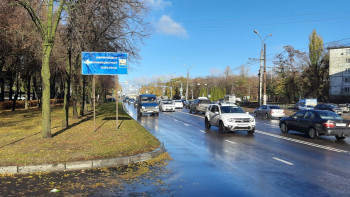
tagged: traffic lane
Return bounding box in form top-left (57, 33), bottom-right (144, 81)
top-left (177, 108), bottom-right (350, 152)
top-left (253, 116), bottom-right (350, 152)
top-left (164, 108), bottom-right (350, 196)
top-left (125, 104), bottom-right (350, 196)
top-left (163, 108), bottom-right (350, 170)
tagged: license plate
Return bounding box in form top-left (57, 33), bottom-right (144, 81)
top-left (336, 123), bottom-right (346, 127)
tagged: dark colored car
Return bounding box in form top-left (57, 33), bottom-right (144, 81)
top-left (314, 104), bottom-right (343, 115)
top-left (128, 98), bottom-right (135, 104)
top-left (279, 110), bottom-right (350, 140)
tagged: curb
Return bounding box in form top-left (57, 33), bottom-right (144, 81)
top-left (0, 142), bottom-right (165, 174)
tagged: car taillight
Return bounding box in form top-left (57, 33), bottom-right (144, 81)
top-left (270, 110), bottom-right (273, 113)
top-left (323, 121), bottom-right (335, 128)
top-left (282, 110), bottom-right (285, 114)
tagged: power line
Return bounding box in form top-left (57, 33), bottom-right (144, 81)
top-left (265, 37), bottom-right (350, 58)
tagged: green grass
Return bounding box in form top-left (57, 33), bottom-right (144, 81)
top-left (0, 102), bottom-right (160, 166)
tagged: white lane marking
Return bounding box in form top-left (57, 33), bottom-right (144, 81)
top-left (255, 130), bottom-right (348, 153)
top-left (199, 130), bottom-right (206, 133)
top-left (173, 118), bottom-right (178, 122)
top-left (225, 140), bottom-right (236, 145)
top-left (184, 123), bottom-right (190, 127)
top-left (178, 111), bottom-right (204, 119)
top-left (272, 157), bottom-right (294, 166)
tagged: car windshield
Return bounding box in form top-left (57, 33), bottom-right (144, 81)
top-left (269, 106), bottom-right (281, 109)
top-left (318, 111), bottom-right (342, 120)
top-left (326, 105), bottom-right (336, 109)
top-left (220, 106), bottom-right (245, 113)
top-left (199, 100), bottom-right (211, 104)
top-left (175, 100), bottom-right (182, 103)
top-left (163, 101), bottom-right (173, 104)
top-left (141, 96), bottom-right (157, 103)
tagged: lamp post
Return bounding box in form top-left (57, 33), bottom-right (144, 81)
top-left (254, 30), bottom-right (272, 106)
top-left (184, 64), bottom-right (192, 102)
top-left (205, 83), bottom-right (208, 97)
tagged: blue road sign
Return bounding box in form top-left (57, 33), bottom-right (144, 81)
top-left (82, 52), bottom-right (127, 75)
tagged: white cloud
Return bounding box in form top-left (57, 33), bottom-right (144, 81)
top-left (143, 0), bottom-right (172, 10)
top-left (156, 15), bottom-right (188, 38)
top-left (210, 68), bottom-right (223, 76)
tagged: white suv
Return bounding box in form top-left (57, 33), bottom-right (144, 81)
top-left (204, 103), bottom-right (255, 134)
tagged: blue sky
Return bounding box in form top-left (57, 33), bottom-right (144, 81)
top-left (120, 0), bottom-right (350, 90)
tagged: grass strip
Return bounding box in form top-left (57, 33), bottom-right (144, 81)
top-left (0, 102), bottom-right (160, 166)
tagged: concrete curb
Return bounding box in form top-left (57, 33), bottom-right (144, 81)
top-left (0, 142), bottom-right (165, 175)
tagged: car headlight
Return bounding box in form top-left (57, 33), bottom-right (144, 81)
top-left (142, 106), bottom-right (145, 109)
top-left (227, 118), bottom-right (234, 122)
top-left (250, 118), bottom-right (255, 122)
top-left (155, 106), bottom-right (159, 109)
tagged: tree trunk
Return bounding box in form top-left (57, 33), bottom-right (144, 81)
top-left (0, 78), bottom-right (4, 101)
top-left (25, 75), bottom-right (30, 109)
top-left (62, 48), bottom-right (71, 128)
top-left (12, 72), bottom-right (19, 111)
top-left (9, 73), bottom-right (14, 100)
top-left (72, 54), bottom-right (80, 119)
top-left (41, 44), bottom-right (53, 138)
top-left (80, 75), bottom-right (85, 116)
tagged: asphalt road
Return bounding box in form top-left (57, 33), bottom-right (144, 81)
top-left (119, 103), bottom-right (350, 196)
top-left (1, 103), bottom-right (350, 196)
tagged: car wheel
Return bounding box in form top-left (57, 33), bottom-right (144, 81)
top-left (254, 112), bottom-right (257, 117)
top-left (247, 128), bottom-right (255, 134)
top-left (189, 109), bottom-right (192, 113)
top-left (194, 108), bottom-right (198, 114)
top-left (335, 135), bottom-right (345, 140)
top-left (205, 118), bottom-right (211, 129)
top-left (156, 113), bottom-right (159, 116)
top-left (264, 113), bottom-right (269, 119)
top-left (280, 123), bottom-right (289, 133)
top-left (307, 127), bottom-right (317, 139)
top-left (219, 121), bottom-right (226, 134)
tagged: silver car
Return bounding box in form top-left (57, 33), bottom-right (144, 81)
top-left (254, 105), bottom-right (286, 119)
top-left (189, 98), bottom-right (211, 114)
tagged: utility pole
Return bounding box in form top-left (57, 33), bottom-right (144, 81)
top-left (184, 65), bottom-right (192, 102)
top-left (259, 48), bottom-right (263, 106)
top-left (263, 43), bottom-right (267, 105)
top-left (254, 30), bottom-right (272, 106)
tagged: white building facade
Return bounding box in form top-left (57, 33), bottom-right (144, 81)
top-left (329, 47), bottom-right (350, 96)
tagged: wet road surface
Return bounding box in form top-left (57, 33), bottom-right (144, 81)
top-left (120, 103), bottom-right (350, 196)
top-left (1, 103), bottom-right (350, 196)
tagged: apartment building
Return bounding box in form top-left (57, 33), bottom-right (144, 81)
top-left (329, 46), bottom-right (350, 100)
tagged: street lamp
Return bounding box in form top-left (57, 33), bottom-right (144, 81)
top-left (254, 30), bottom-right (272, 106)
top-left (184, 64), bottom-right (192, 102)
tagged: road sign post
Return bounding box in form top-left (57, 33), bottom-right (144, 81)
top-left (82, 52), bottom-right (127, 131)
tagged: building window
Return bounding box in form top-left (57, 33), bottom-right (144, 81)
top-left (346, 68), bottom-right (350, 73)
top-left (347, 59), bottom-right (350, 63)
top-left (344, 87), bottom-right (350, 93)
top-left (345, 78), bottom-right (350, 83)
top-left (347, 49), bottom-right (350, 54)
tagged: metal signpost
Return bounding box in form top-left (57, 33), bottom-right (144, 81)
top-left (82, 52), bottom-right (127, 131)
